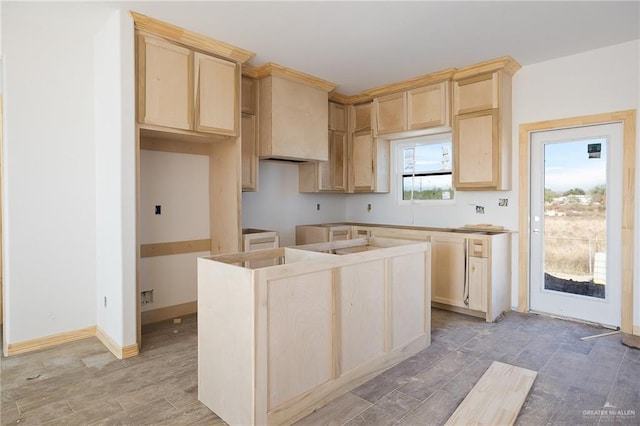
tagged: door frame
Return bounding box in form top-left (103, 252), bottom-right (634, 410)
top-left (1, 95), bottom-right (4, 352)
top-left (518, 110), bottom-right (636, 333)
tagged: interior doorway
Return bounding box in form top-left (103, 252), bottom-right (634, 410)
top-left (529, 123), bottom-right (622, 327)
top-left (518, 111), bottom-right (636, 333)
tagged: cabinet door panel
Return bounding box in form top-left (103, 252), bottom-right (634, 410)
top-left (352, 132), bottom-right (374, 191)
top-left (454, 110), bottom-right (498, 188)
top-left (241, 76), bottom-right (257, 114)
top-left (391, 252), bottom-right (426, 348)
top-left (339, 261), bottom-right (385, 373)
top-left (267, 272), bottom-right (332, 410)
top-left (408, 82), bottom-right (449, 129)
top-left (352, 103), bottom-right (372, 132)
top-left (241, 113), bottom-right (257, 191)
top-left (374, 92), bottom-right (406, 135)
top-left (454, 72), bottom-right (498, 115)
top-left (431, 236), bottom-right (466, 308)
top-left (139, 35), bottom-right (192, 130)
top-left (468, 257), bottom-right (487, 312)
top-left (332, 131), bottom-right (348, 191)
top-left (329, 102), bottom-right (347, 132)
top-left (195, 53), bottom-right (237, 135)
top-left (318, 159), bottom-right (331, 191)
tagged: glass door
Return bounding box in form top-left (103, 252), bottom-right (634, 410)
top-left (529, 123), bottom-right (622, 327)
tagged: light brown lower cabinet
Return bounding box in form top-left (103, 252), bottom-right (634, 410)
top-left (430, 231), bottom-right (509, 322)
top-left (198, 237), bottom-right (431, 426)
top-left (431, 234), bottom-right (467, 308)
top-left (295, 224), bottom-right (352, 245)
top-left (241, 228), bottom-right (278, 268)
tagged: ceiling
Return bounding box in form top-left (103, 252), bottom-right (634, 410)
top-left (125, 1), bottom-right (640, 95)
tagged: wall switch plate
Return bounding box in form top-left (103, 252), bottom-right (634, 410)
top-left (475, 205), bottom-right (485, 214)
top-left (498, 198), bottom-right (508, 207)
top-left (316, 203), bottom-right (320, 211)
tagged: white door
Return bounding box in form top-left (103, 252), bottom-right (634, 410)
top-left (530, 123), bottom-right (622, 327)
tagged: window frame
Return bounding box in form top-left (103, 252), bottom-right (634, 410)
top-left (395, 134), bottom-right (455, 205)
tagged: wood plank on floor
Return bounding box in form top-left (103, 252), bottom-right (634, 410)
top-left (444, 361), bottom-right (537, 426)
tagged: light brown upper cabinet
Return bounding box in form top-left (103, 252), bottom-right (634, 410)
top-left (241, 76), bottom-right (259, 192)
top-left (329, 102), bottom-right (347, 132)
top-left (258, 75), bottom-right (329, 162)
top-left (349, 130), bottom-right (389, 193)
top-left (241, 75), bottom-right (258, 115)
top-left (408, 83), bottom-right (450, 129)
top-left (194, 53), bottom-right (238, 135)
top-left (453, 73), bottom-right (498, 115)
top-left (352, 102), bottom-right (372, 133)
top-left (137, 32), bottom-right (239, 137)
top-left (347, 102), bottom-right (389, 193)
top-left (453, 109), bottom-right (499, 188)
top-left (373, 81), bottom-right (450, 137)
top-left (452, 57), bottom-right (519, 191)
top-left (241, 113), bottom-right (258, 191)
top-left (373, 92), bottom-right (406, 135)
top-left (299, 130), bottom-right (347, 193)
top-left (137, 34), bottom-right (193, 130)
top-left (299, 102), bottom-right (347, 193)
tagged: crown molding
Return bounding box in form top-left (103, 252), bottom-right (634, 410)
top-left (250, 62), bottom-right (338, 93)
top-left (364, 68), bottom-right (456, 98)
top-left (453, 56), bottom-right (521, 80)
top-left (130, 11), bottom-right (255, 64)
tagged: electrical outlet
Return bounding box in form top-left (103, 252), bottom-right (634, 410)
top-left (316, 203), bottom-right (320, 211)
top-left (155, 205), bottom-right (162, 215)
top-left (367, 203), bottom-right (372, 212)
top-left (141, 290), bottom-right (154, 305)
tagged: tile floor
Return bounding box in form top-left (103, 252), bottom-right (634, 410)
top-left (1, 309), bottom-right (639, 425)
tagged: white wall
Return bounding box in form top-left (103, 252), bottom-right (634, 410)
top-left (94, 10), bottom-right (137, 349)
top-left (242, 161), bottom-right (347, 246)
top-left (511, 39), bottom-right (640, 324)
top-left (3, 3), bottom-right (113, 344)
top-left (345, 146), bottom-right (517, 230)
top-left (139, 150), bottom-right (209, 311)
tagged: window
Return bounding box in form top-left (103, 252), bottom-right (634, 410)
top-left (398, 135), bottom-right (454, 201)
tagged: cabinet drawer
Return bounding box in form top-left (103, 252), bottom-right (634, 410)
top-left (469, 239), bottom-right (488, 258)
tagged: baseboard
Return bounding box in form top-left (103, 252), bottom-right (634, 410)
top-left (96, 327), bottom-right (139, 360)
top-left (141, 301), bottom-right (197, 325)
top-left (6, 326), bottom-right (97, 356)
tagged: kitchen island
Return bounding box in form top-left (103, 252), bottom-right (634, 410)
top-left (198, 237), bottom-right (431, 426)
